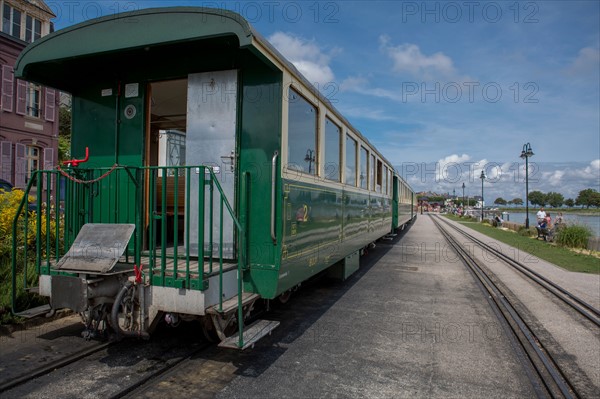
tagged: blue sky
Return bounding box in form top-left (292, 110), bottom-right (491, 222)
top-left (48, 1), bottom-right (599, 202)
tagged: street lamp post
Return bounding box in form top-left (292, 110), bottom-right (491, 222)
top-left (304, 149), bottom-right (315, 174)
top-left (480, 170), bottom-right (486, 221)
top-left (520, 143), bottom-right (534, 228)
top-left (462, 182), bottom-right (465, 207)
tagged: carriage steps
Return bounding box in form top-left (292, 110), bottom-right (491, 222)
top-left (206, 292), bottom-right (280, 350)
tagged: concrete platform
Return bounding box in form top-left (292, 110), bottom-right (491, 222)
top-left (216, 216), bottom-right (537, 398)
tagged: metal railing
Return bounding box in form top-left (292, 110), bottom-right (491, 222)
top-left (11, 165), bottom-right (249, 346)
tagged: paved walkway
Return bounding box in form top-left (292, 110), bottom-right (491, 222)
top-left (217, 215), bottom-right (536, 398)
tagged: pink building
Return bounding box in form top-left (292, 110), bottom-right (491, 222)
top-left (0, 0), bottom-right (57, 188)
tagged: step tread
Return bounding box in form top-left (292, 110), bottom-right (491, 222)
top-left (206, 292), bottom-right (260, 315)
top-left (218, 319), bottom-right (280, 350)
top-left (15, 304), bottom-right (51, 319)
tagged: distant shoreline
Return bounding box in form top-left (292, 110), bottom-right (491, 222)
top-left (498, 207), bottom-right (599, 216)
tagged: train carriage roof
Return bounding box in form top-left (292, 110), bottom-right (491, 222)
top-left (16, 6), bottom-right (403, 176)
top-left (15, 7), bottom-right (259, 87)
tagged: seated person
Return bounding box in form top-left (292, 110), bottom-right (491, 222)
top-left (545, 213), bottom-right (552, 229)
top-left (555, 212), bottom-right (564, 226)
top-left (537, 219), bottom-right (547, 229)
top-left (494, 214), bottom-right (503, 226)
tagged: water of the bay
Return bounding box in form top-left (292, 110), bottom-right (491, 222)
top-left (501, 212), bottom-right (600, 236)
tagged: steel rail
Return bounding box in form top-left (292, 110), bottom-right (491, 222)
top-left (0, 342), bottom-right (111, 394)
top-left (435, 215), bottom-right (600, 327)
top-left (108, 342), bottom-right (211, 399)
top-left (431, 216), bottom-right (578, 399)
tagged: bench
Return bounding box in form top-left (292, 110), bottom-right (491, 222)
top-left (155, 175), bottom-right (186, 216)
top-left (155, 175), bottom-right (186, 243)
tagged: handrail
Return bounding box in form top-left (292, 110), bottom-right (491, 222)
top-left (271, 151), bottom-right (279, 244)
top-left (11, 172), bottom-right (42, 314)
top-left (10, 164), bottom-right (250, 348)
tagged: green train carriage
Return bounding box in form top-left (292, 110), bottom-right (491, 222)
top-left (11, 7), bottom-right (415, 348)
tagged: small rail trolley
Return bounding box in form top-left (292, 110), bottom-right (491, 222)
top-left (11, 7), bottom-right (416, 349)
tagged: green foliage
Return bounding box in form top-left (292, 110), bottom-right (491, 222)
top-left (576, 188), bottom-right (600, 208)
top-left (494, 197), bottom-right (507, 205)
top-left (546, 191), bottom-right (564, 208)
top-left (528, 190), bottom-right (546, 207)
top-left (0, 190), bottom-right (59, 323)
top-left (518, 226), bottom-right (535, 237)
top-left (510, 198), bottom-right (524, 206)
top-left (446, 215), bottom-right (599, 274)
top-left (555, 224), bottom-right (593, 249)
top-left (564, 198), bottom-right (575, 208)
top-left (58, 106), bottom-right (72, 162)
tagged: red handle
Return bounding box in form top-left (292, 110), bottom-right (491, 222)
top-left (62, 147), bottom-right (89, 167)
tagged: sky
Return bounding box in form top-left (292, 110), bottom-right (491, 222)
top-left (47, 0), bottom-right (600, 203)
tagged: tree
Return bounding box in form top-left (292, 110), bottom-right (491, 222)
top-left (546, 192), bottom-right (564, 208)
top-left (58, 105), bottom-right (72, 162)
top-left (494, 197), bottom-right (507, 206)
top-left (511, 198), bottom-right (524, 206)
top-left (575, 188), bottom-right (600, 208)
top-left (564, 198), bottom-right (574, 208)
top-left (528, 191), bottom-right (546, 207)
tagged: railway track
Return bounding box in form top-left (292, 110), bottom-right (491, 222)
top-left (0, 325), bottom-right (213, 398)
top-left (0, 341), bottom-right (111, 394)
top-left (109, 342), bottom-right (212, 399)
top-left (434, 215), bottom-right (600, 327)
top-left (430, 215), bottom-right (580, 399)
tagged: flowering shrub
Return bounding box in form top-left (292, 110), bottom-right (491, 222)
top-left (0, 189), bottom-right (61, 323)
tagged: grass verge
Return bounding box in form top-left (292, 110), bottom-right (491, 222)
top-left (444, 215), bottom-right (600, 274)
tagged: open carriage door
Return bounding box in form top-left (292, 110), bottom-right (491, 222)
top-left (186, 70), bottom-right (238, 259)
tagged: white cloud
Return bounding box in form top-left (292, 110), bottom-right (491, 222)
top-left (268, 32), bottom-right (338, 86)
top-left (379, 35), bottom-right (457, 79)
top-left (565, 47), bottom-right (600, 76)
top-left (340, 76), bottom-right (403, 101)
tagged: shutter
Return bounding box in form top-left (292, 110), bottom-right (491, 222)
top-left (14, 143), bottom-right (26, 188)
top-left (0, 141), bottom-right (13, 182)
top-left (43, 147), bottom-right (55, 190)
top-left (16, 80), bottom-right (27, 115)
top-left (1, 65), bottom-right (14, 112)
top-left (44, 88), bottom-right (56, 122)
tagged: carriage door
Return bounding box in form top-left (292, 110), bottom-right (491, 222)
top-left (186, 70), bottom-right (238, 259)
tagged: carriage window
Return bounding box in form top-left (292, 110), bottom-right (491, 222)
top-left (376, 160), bottom-right (382, 192)
top-left (389, 169), bottom-right (393, 195)
top-left (345, 135), bottom-right (357, 186)
top-left (370, 154), bottom-right (375, 191)
top-left (324, 118), bottom-right (341, 181)
top-left (287, 88), bottom-right (317, 175)
top-left (383, 166), bottom-right (388, 195)
top-left (359, 146), bottom-right (368, 189)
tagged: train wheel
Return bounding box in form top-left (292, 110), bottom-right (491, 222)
top-left (278, 290), bottom-right (292, 304)
top-left (201, 316), bottom-right (219, 342)
top-left (111, 283), bottom-right (140, 336)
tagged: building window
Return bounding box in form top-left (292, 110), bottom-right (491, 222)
top-left (25, 15), bottom-right (42, 42)
top-left (287, 88), bottom-right (317, 175)
top-left (345, 134), bottom-right (357, 186)
top-left (324, 118), bottom-right (340, 182)
top-left (2, 4), bottom-right (21, 39)
top-left (26, 145), bottom-right (39, 182)
top-left (26, 83), bottom-right (41, 117)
